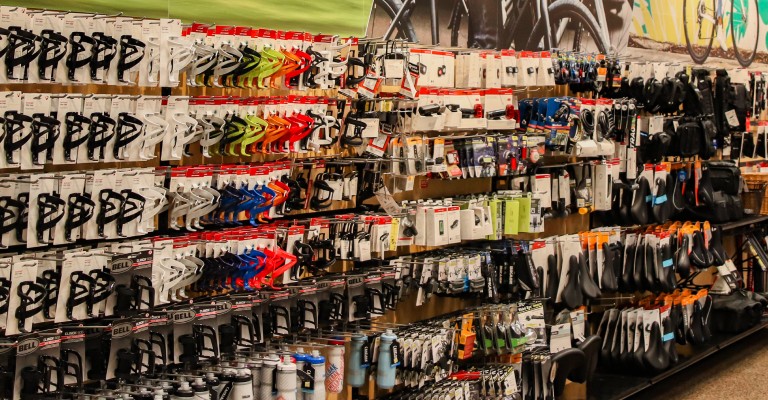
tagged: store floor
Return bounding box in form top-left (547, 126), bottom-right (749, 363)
top-left (630, 328), bottom-right (768, 399)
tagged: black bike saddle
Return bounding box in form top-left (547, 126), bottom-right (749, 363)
top-left (652, 176), bottom-right (672, 223)
top-left (551, 348), bottom-right (586, 396)
top-left (632, 177), bottom-right (651, 225)
top-left (633, 238), bottom-right (646, 291)
top-left (633, 320), bottom-right (647, 370)
top-left (562, 255), bottom-right (584, 309)
top-left (601, 243), bottom-right (619, 292)
top-left (622, 242), bottom-right (636, 292)
top-left (546, 255), bottom-right (559, 301)
top-left (670, 173), bottom-right (686, 213)
top-left (662, 316), bottom-right (679, 365)
top-left (571, 336), bottom-right (602, 384)
top-left (579, 253), bottom-right (602, 300)
top-left (515, 249), bottom-right (539, 292)
top-left (690, 231), bottom-right (713, 269)
top-left (660, 241), bottom-right (676, 292)
top-left (644, 240), bottom-right (657, 292)
top-left (687, 300), bottom-right (706, 345)
top-left (676, 234), bottom-right (692, 279)
top-left (710, 227), bottom-right (727, 266)
top-left (619, 184), bottom-right (635, 225)
top-left (599, 310), bottom-right (618, 365)
top-left (643, 321), bottom-right (670, 372)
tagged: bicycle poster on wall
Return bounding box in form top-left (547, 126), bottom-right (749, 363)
top-left (367, 0), bottom-right (768, 67)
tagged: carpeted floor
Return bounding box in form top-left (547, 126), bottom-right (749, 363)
top-left (631, 328), bottom-right (768, 399)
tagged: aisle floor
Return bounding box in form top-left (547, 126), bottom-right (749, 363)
top-left (630, 328), bottom-right (768, 399)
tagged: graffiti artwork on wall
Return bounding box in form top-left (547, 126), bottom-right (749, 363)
top-left (630, 0), bottom-right (763, 66)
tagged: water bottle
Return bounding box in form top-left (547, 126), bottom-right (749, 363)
top-left (276, 358), bottom-right (297, 400)
top-left (191, 378), bottom-right (210, 400)
top-left (170, 381), bottom-right (194, 400)
top-left (232, 367), bottom-right (254, 400)
top-left (292, 349), bottom-right (308, 399)
top-left (205, 373), bottom-right (220, 400)
top-left (377, 330), bottom-right (398, 389)
top-left (347, 334), bottom-right (368, 388)
top-left (248, 357), bottom-right (262, 400)
top-left (305, 350), bottom-right (325, 400)
top-left (260, 354), bottom-right (279, 400)
top-left (325, 342), bottom-right (344, 393)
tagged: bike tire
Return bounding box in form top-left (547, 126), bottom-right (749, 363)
top-left (525, 0), bottom-right (608, 54)
top-left (731, 0), bottom-right (759, 67)
top-left (683, 0), bottom-right (716, 65)
top-left (374, 0), bottom-right (418, 42)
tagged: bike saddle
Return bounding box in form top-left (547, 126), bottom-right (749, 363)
top-left (633, 238), bottom-right (646, 291)
top-left (619, 315), bottom-right (634, 368)
top-left (710, 227), bottom-right (727, 266)
top-left (652, 176), bottom-right (672, 223)
top-left (514, 250), bottom-right (539, 293)
top-left (687, 300), bottom-right (706, 345)
top-left (551, 348), bottom-right (586, 396)
top-left (633, 321), bottom-right (647, 370)
top-left (662, 316), bottom-right (679, 365)
top-left (546, 255), bottom-right (559, 301)
top-left (610, 312), bottom-right (623, 365)
top-left (660, 241), bottom-right (676, 292)
top-left (601, 243), bottom-right (619, 292)
top-left (701, 296), bottom-right (713, 342)
top-left (619, 183), bottom-right (635, 225)
top-left (689, 231), bottom-right (712, 269)
top-left (687, 168), bottom-right (715, 208)
top-left (562, 255), bottom-right (584, 309)
top-left (644, 240), bottom-right (657, 292)
top-left (631, 177), bottom-right (651, 225)
top-left (672, 303), bottom-right (687, 345)
top-left (669, 173), bottom-right (685, 214)
top-left (578, 253), bottom-right (601, 300)
top-left (622, 242), bottom-right (636, 292)
top-left (643, 321), bottom-right (669, 372)
top-left (571, 336), bottom-right (601, 384)
top-left (599, 310), bottom-right (618, 366)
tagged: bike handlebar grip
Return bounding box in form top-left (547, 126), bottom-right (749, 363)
top-left (376, 330), bottom-right (398, 389)
top-left (346, 334), bottom-right (368, 388)
top-left (325, 344), bottom-right (344, 393)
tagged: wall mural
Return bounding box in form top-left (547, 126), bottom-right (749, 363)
top-left (629, 0), bottom-right (764, 66)
top-left (366, 0), bottom-right (635, 54)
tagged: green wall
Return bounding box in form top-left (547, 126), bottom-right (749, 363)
top-left (9, 0), bottom-right (372, 36)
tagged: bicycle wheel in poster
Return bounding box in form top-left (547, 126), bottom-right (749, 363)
top-left (373, 0), bottom-right (417, 42)
top-left (731, 0), bottom-right (759, 67)
top-left (683, 0), bottom-right (716, 64)
top-left (525, 0), bottom-right (608, 54)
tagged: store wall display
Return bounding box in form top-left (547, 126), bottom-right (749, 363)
top-left (2, 3), bottom-right (768, 400)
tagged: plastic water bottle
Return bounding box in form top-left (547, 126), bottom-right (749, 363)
top-left (377, 330), bottom-right (398, 389)
top-left (347, 334), bottom-right (368, 388)
top-left (260, 354), bottom-right (280, 400)
top-left (305, 350), bottom-right (325, 400)
top-left (325, 343), bottom-right (344, 393)
top-left (276, 358), bottom-right (297, 400)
